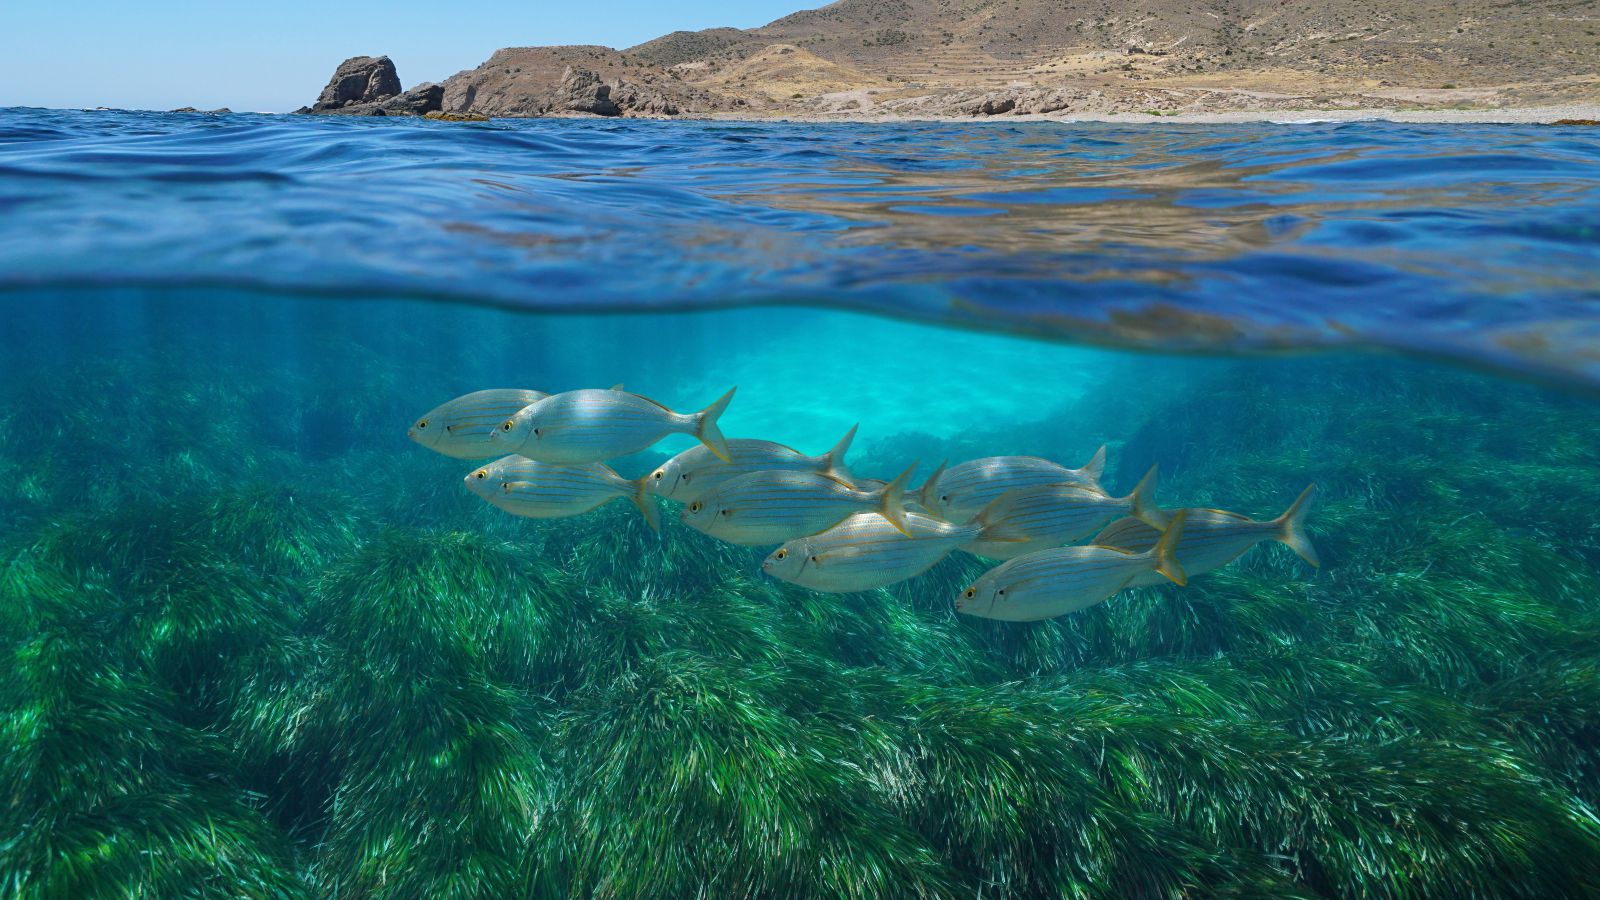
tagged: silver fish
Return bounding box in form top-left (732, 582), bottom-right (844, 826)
top-left (762, 511), bottom-right (987, 593)
top-left (916, 446), bottom-right (1107, 521)
top-left (1092, 485), bottom-right (1319, 587)
top-left (408, 389), bottom-right (550, 459)
top-left (962, 466), bottom-right (1165, 561)
top-left (464, 454), bottom-right (659, 530)
top-left (491, 387), bottom-right (735, 464)
top-left (955, 511), bottom-right (1191, 622)
top-left (682, 464), bottom-right (915, 547)
top-left (647, 425), bottom-right (856, 504)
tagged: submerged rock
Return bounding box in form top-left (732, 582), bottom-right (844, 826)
top-left (424, 110), bottom-right (490, 122)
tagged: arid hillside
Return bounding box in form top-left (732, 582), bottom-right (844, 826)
top-left (437, 0), bottom-right (1600, 117)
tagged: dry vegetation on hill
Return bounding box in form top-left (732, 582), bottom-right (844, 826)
top-left (437, 0), bottom-right (1600, 118)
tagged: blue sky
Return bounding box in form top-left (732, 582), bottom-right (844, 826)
top-left (0, 1), bottom-right (807, 112)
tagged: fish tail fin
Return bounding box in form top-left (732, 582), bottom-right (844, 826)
top-left (1152, 509), bottom-right (1189, 586)
top-left (694, 387), bottom-right (736, 462)
top-left (1080, 444), bottom-right (1108, 487)
top-left (631, 475), bottom-right (661, 532)
top-left (915, 459), bottom-right (948, 515)
top-left (1274, 483), bottom-right (1321, 567)
top-left (1125, 464), bottom-right (1170, 530)
top-left (877, 462), bottom-right (917, 537)
top-left (824, 423), bottom-right (857, 475)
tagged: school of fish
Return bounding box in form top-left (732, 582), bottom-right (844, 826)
top-left (410, 386), bottom-right (1319, 623)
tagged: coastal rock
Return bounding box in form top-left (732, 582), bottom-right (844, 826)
top-left (378, 83), bottom-right (444, 115)
top-left (549, 67), bottom-right (622, 116)
top-left (314, 56), bottom-right (403, 110)
top-left (299, 57), bottom-right (443, 117)
top-left (424, 110), bottom-right (490, 122)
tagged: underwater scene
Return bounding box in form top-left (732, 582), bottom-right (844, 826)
top-left (2, 110), bottom-right (1600, 897)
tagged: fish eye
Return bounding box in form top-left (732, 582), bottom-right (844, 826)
top-left (652, 471), bottom-right (663, 480)
top-left (501, 421), bottom-right (513, 432)
top-left (416, 420), bottom-right (428, 429)
top-left (775, 549), bottom-right (787, 559)
top-left (689, 501), bottom-right (702, 513)
top-left (963, 588), bottom-right (976, 599)
top-left (474, 470), bottom-right (487, 479)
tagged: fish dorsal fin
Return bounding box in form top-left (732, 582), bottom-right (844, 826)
top-left (609, 382), bottom-right (625, 391)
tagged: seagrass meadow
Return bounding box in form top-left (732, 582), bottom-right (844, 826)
top-left (2, 288), bottom-right (1599, 898)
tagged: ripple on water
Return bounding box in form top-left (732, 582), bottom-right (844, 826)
top-left (0, 109), bottom-right (1596, 390)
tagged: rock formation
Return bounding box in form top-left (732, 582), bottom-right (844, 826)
top-left (303, 0), bottom-right (1600, 120)
top-left (298, 56), bottom-right (442, 117)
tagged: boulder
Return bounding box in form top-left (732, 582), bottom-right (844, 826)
top-left (378, 83), bottom-right (444, 115)
top-left (314, 56), bottom-right (402, 110)
top-left (298, 57), bottom-right (443, 117)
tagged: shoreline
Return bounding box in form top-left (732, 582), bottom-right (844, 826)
top-left (696, 104), bottom-right (1600, 126)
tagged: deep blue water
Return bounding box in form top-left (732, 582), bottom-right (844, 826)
top-left (2, 108), bottom-right (1598, 389)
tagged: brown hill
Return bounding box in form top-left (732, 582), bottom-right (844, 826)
top-left (437, 0), bottom-right (1600, 117)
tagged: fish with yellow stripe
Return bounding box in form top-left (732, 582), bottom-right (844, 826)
top-left (409, 389), bottom-right (551, 459)
top-left (962, 465), bottom-right (1166, 560)
top-left (916, 446), bottom-right (1107, 521)
top-left (408, 384), bottom-right (626, 459)
top-left (648, 425), bottom-right (856, 504)
top-left (492, 386), bottom-right (736, 464)
top-left (682, 463), bottom-right (916, 546)
top-left (464, 454), bottom-right (660, 530)
top-left (762, 509), bottom-right (1017, 594)
top-left (955, 510), bottom-right (1191, 622)
top-left (1091, 484), bottom-right (1320, 586)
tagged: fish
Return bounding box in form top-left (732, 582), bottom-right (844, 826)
top-left (682, 463), bottom-right (916, 547)
top-left (408, 389), bottom-right (550, 459)
top-left (408, 384), bottom-right (625, 459)
top-left (915, 446), bottom-right (1107, 521)
top-left (955, 510), bottom-right (1191, 622)
top-left (1091, 484), bottom-right (1320, 586)
top-left (762, 510), bottom-right (1008, 593)
top-left (463, 454), bottom-right (659, 530)
top-left (491, 387), bottom-right (735, 464)
top-left (647, 425), bottom-right (856, 504)
top-left (962, 466), bottom-right (1166, 560)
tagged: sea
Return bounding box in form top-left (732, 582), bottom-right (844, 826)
top-left (1, 107), bottom-right (1598, 897)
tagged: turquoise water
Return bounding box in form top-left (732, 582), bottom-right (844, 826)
top-left (2, 110), bottom-right (1600, 896)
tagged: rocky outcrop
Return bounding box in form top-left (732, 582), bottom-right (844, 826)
top-left (315, 56), bottom-right (402, 110)
top-left (439, 47), bottom-right (734, 118)
top-left (549, 68), bottom-right (622, 116)
top-left (298, 56), bottom-right (442, 117)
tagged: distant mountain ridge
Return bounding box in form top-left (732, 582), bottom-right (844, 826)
top-left (414, 0), bottom-right (1600, 117)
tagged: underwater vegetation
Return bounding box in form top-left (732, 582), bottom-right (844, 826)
top-left (3, 345), bottom-right (1600, 898)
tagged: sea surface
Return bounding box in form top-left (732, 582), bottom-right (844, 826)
top-left (1, 108), bottom-right (1599, 896)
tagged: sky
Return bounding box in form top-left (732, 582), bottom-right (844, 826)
top-left (0, 0), bottom-right (808, 113)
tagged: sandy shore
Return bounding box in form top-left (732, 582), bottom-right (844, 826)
top-left (703, 104), bottom-right (1600, 125)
